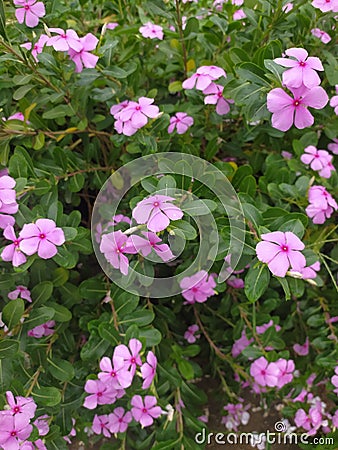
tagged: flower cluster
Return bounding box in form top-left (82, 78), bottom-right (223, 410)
top-left (267, 48), bottom-right (328, 131)
top-left (213, 0), bottom-right (247, 20)
top-left (139, 22), bottom-right (164, 40)
top-left (180, 270), bottom-right (216, 304)
top-left (182, 65), bottom-right (233, 116)
top-left (250, 356), bottom-right (295, 389)
top-left (0, 391), bottom-right (49, 449)
top-left (184, 324), bottom-right (201, 343)
top-left (111, 97), bottom-right (160, 136)
top-left (300, 145), bottom-right (336, 179)
top-left (256, 231), bottom-right (320, 278)
top-left (311, 28), bottom-right (331, 44)
top-left (222, 399), bottom-right (250, 431)
top-left (27, 320), bottom-right (55, 338)
top-left (1, 219), bottom-right (65, 267)
top-left (232, 320), bottom-right (281, 357)
top-left (305, 185), bottom-right (338, 224)
top-left (0, 173), bottom-right (19, 230)
top-left (8, 285), bottom-right (32, 302)
top-left (21, 28), bottom-right (99, 72)
top-left (83, 339), bottom-right (162, 432)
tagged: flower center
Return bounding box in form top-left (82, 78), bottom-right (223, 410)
top-left (281, 245), bottom-right (288, 252)
top-left (13, 239), bottom-right (20, 247)
top-left (153, 201), bottom-right (159, 207)
top-left (13, 406), bottom-right (20, 413)
top-left (261, 370), bottom-right (266, 376)
top-left (11, 431), bottom-right (17, 436)
top-left (24, 5), bottom-right (30, 10)
top-left (218, 92), bottom-right (223, 97)
top-left (299, 61), bottom-right (306, 67)
top-left (131, 357), bottom-right (136, 364)
top-left (135, 106), bottom-right (141, 111)
top-left (192, 287), bottom-right (198, 292)
top-left (39, 233), bottom-right (46, 239)
top-left (142, 408), bottom-right (147, 413)
top-left (34, 45), bottom-right (38, 50)
top-left (97, 392), bottom-right (103, 397)
top-left (118, 418), bottom-right (123, 423)
top-left (110, 371), bottom-right (116, 377)
top-left (293, 99), bottom-right (301, 107)
top-left (61, 34), bottom-right (67, 39)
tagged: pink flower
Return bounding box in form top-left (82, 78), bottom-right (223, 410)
top-left (182, 65), bottom-right (226, 91)
top-left (110, 100), bottom-right (130, 117)
top-left (6, 112), bottom-right (25, 121)
top-left (129, 232), bottom-right (174, 262)
top-left (294, 402), bottom-right (324, 436)
top-left (311, 0), bottom-right (338, 12)
top-left (0, 412), bottom-right (33, 449)
top-left (8, 286), bottom-right (32, 302)
top-left (140, 351), bottom-right (157, 389)
top-left (332, 410), bottom-right (338, 427)
top-left (46, 28), bottom-right (82, 52)
top-left (92, 414), bottom-right (111, 438)
top-left (108, 407), bottom-right (132, 433)
top-left (311, 28), bottom-right (331, 44)
top-left (100, 230), bottom-right (136, 276)
top-left (232, 329), bottom-right (253, 357)
top-left (1, 226), bottom-right (27, 267)
top-left (168, 112), bottom-right (194, 134)
top-left (68, 33), bottom-right (99, 73)
top-left (330, 94), bottom-right (338, 115)
top-left (0, 175), bottom-right (17, 211)
top-left (306, 185), bottom-right (337, 224)
top-left (6, 391), bottom-right (37, 419)
top-left (226, 276), bottom-right (244, 289)
top-left (132, 194), bottom-right (183, 232)
top-left (98, 355), bottom-right (133, 389)
top-left (21, 34), bottom-right (49, 61)
top-left (131, 395), bottom-right (162, 427)
top-left (274, 48), bottom-right (324, 89)
top-left (293, 337), bottom-right (310, 356)
top-left (19, 219), bottom-right (65, 259)
top-left (112, 214), bottom-right (132, 225)
top-left (139, 22), bottom-right (164, 40)
top-left (250, 357), bottom-right (280, 387)
top-left (184, 325), bottom-right (201, 344)
top-left (282, 2), bottom-right (293, 12)
top-left (14, 0), bottom-right (45, 28)
top-left (222, 401), bottom-right (250, 432)
top-left (113, 338), bottom-right (142, 376)
top-left (232, 0), bottom-right (244, 5)
top-left (275, 359), bottom-right (295, 388)
top-left (27, 320), bottom-right (55, 338)
top-left (331, 367), bottom-right (338, 394)
top-left (118, 97), bottom-right (160, 131)
top-left (294, 261), bottom-right (320, 279)
top-left (180, 270), bottom-right (216, 304)
top-left (267, 86), bottom-right (328, 131)
top-left (256, 231), bottom-right (306, 277)
top-left (281, 151), bottom-right (293, 159)
top-left (203, 83), bottom-right (233, 115)
top-left (106, 22), bottom-right (119, 30)
top-left (83, 379), bottom-right (117, 409)
top-left (233, 9), bottom-right (246, 20)
top-left (300, 145), bottom-right (333, 177)
top-left (33, 415), bottom-right (49, 436)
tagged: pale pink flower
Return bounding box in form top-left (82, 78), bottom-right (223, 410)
top-left (131, 395), bottom-right (162, 427)
top-left (132, 194), bottom-right (183, 232)
top-left (106, 22), bottom-right (119, 30)
top-left (274, 48), bottom-right (324, 89)
top-left (139, 22), bottom-right (164, 40)
top-left (232, 329), bottom-right (253, 357)
top-left (168, 112), bottom-right (194, 134)
top-left (256, 231), bottom-right (306, 277)
top-left (0, 412), bottom-right (33, 449)
top-left (140, 351), bottom-right (157, 389)
top-left (306, 185), bottom-right (337, 224)
top-left (311, 28), bottom-right (331, 44)
top-left (233, 9), bottom-right (246, 20)
top-left (295, 261), bottom-right (320, 279)
top-left (6, 112), bottom-right (25, 121)
top-left (275, 358), bottom-right (295, 388)
top-left (182, 65), bottom-right (226, 91)
top-left (6, 391), bottom-right (37, 419)
top-left (92, 415), bottom-right (111, 438)
top-left (108, 408), bottom-right (132, 433)
top-left (21, 34), bottom-right (49, 61)
top-left (46, 28), bottom-right (82, 52)
top-left (112, 214), bottom-right (131, 225)
top-left (33, 415), bottom-right (49, 436)
top-left (226, 276), bottom-right (244, 288)
top-left (129, 232), bottom-right (174, 262)
top-left (281, 151), bottom-right (293, 159)
top-left (83, 379), bottom-right (117, 409)
top-left (100, 230), bottom-right (136, 275)
top-left (118, 97), bottom-right (160, 130)
top-left (331, 366), bottom-right (338, 394)
top-left (110, 100), bottom-right (130, 117)
top-left (113, 338), bottom-right (142, 376)
top-left (311, 0), bottom-right (338, 12)
top-left (282, 2), bottom-right (293, 12)
top-left (19, 219), bottom-right (65, 259)
top-left (300, 145), bottom-right (333, 177)
top-left (68, 33), bottom-right (99, 72)
top-left (8, 286), bottom-right (32, 302)
top-left (222, 401), bottom-right (250, 432)
top-left (232, 0), bottom-right (244, 5)
top-left (332, 410), bottom-right (338, 427)
top-left (14, 0), bottom-right (45, 28)
top-left (330, 95), bottom-right (338, 115)
top-left (98, 355), bottom-right (133, 388)
top-left (328, 138), bottom-right (338, 154)
top-left (294, 403), bottom-right (323, 436)
top-left (1, 226), bottom-right (27, 267)
top-left (203, 83), bottom-right (233, 115)
top-left (27, 321), bottom-right (55, 338)
top-left (184, 325), bottom-right (201, 344)
top-left (293, 337), bottom-right (310, 356)
top-left (180, 270), bottom-right (216, 304)
top-left (250, 356), bottom-right (280, 387)
top-left (267, 86), bottom-right (328, 132)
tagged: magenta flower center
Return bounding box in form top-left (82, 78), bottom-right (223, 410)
top-left (281, 245), bottom-right (289, 252)
top-left (131, 357), bottom-right (136, 364)
top-left (13, 406), bottom-right (20, 413)
top-left (153, 201), bottom-right (159, 207)
top-left (118, 418), bottom-right (123, 423)
top-left (39, 233), bottom-right (46, 239)
top-left (293, 99), bottom-right (301, 107)
top-left (261, 369), bottom-right (266, 375)
top-left (142, 407), bottom-right (148, 413)
top-left (61, 34), bottom-right (67, 39)
top-left (34, 45), bottom-right (38, 50)
top-left (13, 239), bottom-right (20, 247)
top-left (24, 5), bottom-right (30, 10)
top-left (192, 287), bottom-right (197, 292)
top-left (116, 248), bottom-right (121, 253)
top-left (110, 371), bottom-right (116, 377)
top-left (299, 61), bottom-right (306, 67)
top-left (97, 392), bottom-right (103, 397)
top-left (217, 92), bottom-right (223, 98)
top-left (11, 431), bottom-right (17, 437)
top-left (135, 106), bottom-right (141, 111)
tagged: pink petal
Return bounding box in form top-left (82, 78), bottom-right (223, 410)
top-left (267, 88), bottom-right (293, 113)
top-left (38, 240), bottom-right (57, 259)
top-left (284, 232), bottom-right (304, 250)
top-left (131, 110), bottom-right (148, 128)
top-left (132, 202), bottom-right (154, 224)
top-left (272, 108), bottom-right (294, 131)
top-left (274, 57), bottom-right (298, 68)
top-left (302, 67), bottom-right (321, 89)
top-left (142, 105), bottom-right (159, 118)
top-left (302, 86), bottom-right (328, 109)
top-left (285, 48), bottom-right (308, 61)
top-left (268, 252), bottom-right (290, 277)
top-left (47, 228), bottom-right (65, 245)
top-left (15, 8), bottom-right (26, 24)
top-left (147, 210), bottom-right (170, 232)
top-left (25, 10), bottom-right (40, 28)
top-left (256, 241), bottom-right (281, 263)
top-left (82, 33), bottom-right (99, 51)
top-left (287, 250), bottom-right (306, 271)
top-left (19, 237), bottom-right (40, 255)
top-left (160, 203), bottom-right (183, 220)
top-left (306, 57), bottom-right (324, 71)
top-left (35, 219), bottom-right (56, 234)
top-left (282, 67), bottom-right (303, 88)
top-left (30, 2), bottom-right (46, 17)
top-left (294, 107), bottom-right (314, 129)
top-left (82, 52), bottom-right (99, 69)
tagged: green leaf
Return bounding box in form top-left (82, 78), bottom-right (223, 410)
top-left (42, 105), bottom-right (72, 120)
top-left (52, 268), bottom-right (69, 287)
top-left (98, 322), bottom-right (121, 346)
top-left (152, 440), bottom-right (182, 450)
top-left (31, 281), bottom-right (53, 306)
top-left (275, 277), bottom-right (291, 300)
top-left (170, 220), bottom-right (197, 240)
top-left (25, 307), bottom-right (55, 328)
top-left (0, 340), bottom-right (19, 359)
top-left (62, 227), bottom-right (78, 241)
top-left (47, 358), bottom-right (75, 382)
top-left (2, 299), bottom-right (25, 330)
top-left (122, 310), bottom-right (155, 327)
top-left (13, 84), bottom-right (34, 100)
top-left (242, 203), bottom-right (263, 231)
top-left (0, 0), bottom-right (7, 41)
top-left (279, 219), bottom-right (305, 239)
top-left (32, 386), bottom-right (61, 407)
top-left (80, 335), bottom-right (110, 361)
top-left (178, 359), bottom-right (194, 380)
top-left (168, 81), bottom-right (182, 93)
top-left (181, 199), bottom-right (217, 216)
top-left (244, 263), bottom-right (270, 302)
top-left (79, 279), bottom-right (106, 300)
top-left (114, 291), bottom-right (139, 317)
top-left (48, 302), bottom-right (72, 322)
top-left (139, 328), bottom-right (162, 346)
